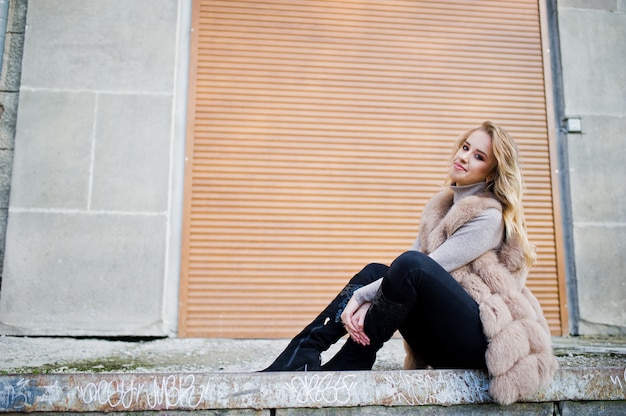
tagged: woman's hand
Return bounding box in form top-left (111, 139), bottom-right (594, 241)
top-left (341, 297), bottom-right (371, 346)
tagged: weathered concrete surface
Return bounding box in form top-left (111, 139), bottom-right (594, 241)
top-left (0, 367), bottom-right (624, 413)
top-left (2, 405), bottom-right (626, 416)
top-left (2, 336), bottom-right (625, 375)
top-left (0, 336), bottom-right (624, 413)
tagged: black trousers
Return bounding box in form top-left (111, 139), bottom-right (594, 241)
top-left (350, 251), bottom-right (487, 369)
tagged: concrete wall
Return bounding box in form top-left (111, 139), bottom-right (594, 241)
top-left (0, 0), bottom-right (189, 335)
top-left (0, 0), bottom-right (25, 290)
top-left (557, 0), bottom-right (626, 334)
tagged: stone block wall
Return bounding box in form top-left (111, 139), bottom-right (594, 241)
top-left (0, 0), bottom-right (188, 335)
top-left (0, 0), bottom-right (26, 288)
top-left (557, 0), bottom-right (626, 334)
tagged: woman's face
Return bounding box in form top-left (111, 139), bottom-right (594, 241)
top-left (449, 129), bottom-right (496, 186)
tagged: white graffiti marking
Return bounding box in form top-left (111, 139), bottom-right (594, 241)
top-left (76, 375), bottom-right (208, 410)
top-left (385, 371), bottom-right (490, 405)
top-left (284, 374), bottom-right (357, 405)
top-left (145, 375), bottom-right (205, 409)
top-left (40, 380), bottom-right (63, 405)
top-left (609, 368), bottom-right (626, 390)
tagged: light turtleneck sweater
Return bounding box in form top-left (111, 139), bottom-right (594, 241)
top-left (353, 182), bottom-right (504, 305)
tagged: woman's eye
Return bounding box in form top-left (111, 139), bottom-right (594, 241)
top-left (462, 145), bottom-right (469, 151)
top-left (474, 154), bottom-right (484, 161)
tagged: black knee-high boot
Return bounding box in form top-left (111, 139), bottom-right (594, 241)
top-left (262, 263), bottom-right (388, 372)
top-left (321, 286), bottom-right (410, 371)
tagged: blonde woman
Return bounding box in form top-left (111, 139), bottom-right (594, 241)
top-left (263, 121), bottom-right (557, 405)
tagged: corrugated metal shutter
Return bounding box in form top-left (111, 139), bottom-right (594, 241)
top-left (179, 0), bottom-right (566, 338)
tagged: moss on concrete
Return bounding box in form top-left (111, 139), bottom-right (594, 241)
top-left (4, 356), bottom-right (154, 374)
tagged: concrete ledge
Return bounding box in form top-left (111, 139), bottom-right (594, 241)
top-left (1, 367), bottom-right (624, 413)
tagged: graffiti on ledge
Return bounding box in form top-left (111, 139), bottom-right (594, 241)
top-left (384, 370), bottom-right (490, 405)
top-left (1, 368), bottom-right (624, 412)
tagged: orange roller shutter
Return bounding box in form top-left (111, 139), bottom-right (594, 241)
top-left (180, 0), bottom-right (567, 338)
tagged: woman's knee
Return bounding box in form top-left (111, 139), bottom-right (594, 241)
top-left (349, 263), bottom-right (388, 285)
top-left (383, 251), bottom-right (444, 299)
top-left (387, 251), bottom-right (431, 282)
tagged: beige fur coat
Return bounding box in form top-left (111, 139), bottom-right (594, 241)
top-left (404, 188), bottom-right (557, 405)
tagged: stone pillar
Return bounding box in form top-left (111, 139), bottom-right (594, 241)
top-left (558, 0), bottom-right (626, 334)
top-left (0, 0), bottom-right (187, 336)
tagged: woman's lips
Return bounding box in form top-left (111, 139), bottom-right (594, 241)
top-left (453, 162), bottom-right (467, 172)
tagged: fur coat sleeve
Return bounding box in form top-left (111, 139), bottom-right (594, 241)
top-left (403, 189), bottom-right (558, 405)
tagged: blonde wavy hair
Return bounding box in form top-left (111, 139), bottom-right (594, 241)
top-left (446, 121), bottom-right (536, 268)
